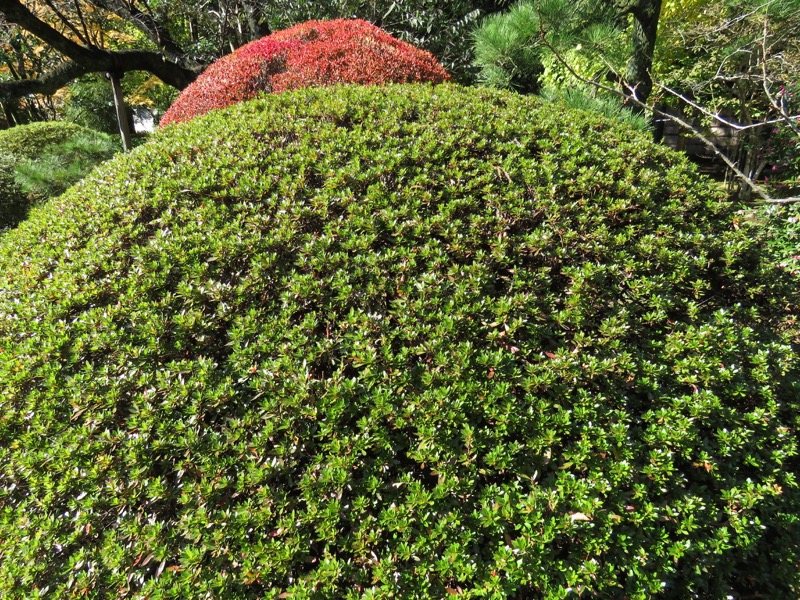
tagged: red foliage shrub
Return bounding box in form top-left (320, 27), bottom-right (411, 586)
top-left (161, 19), bottom-right (450, 126)
top-left (160, 38), bottom-right (299, 126)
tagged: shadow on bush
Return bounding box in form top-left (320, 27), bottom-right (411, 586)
top-left (0, 152), bottom-right (29, 231)
top-left (0, 84), bottom-right (798, 598)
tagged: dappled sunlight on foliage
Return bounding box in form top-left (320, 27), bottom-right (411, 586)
top-left (1, 85), bottom-right (798, 598)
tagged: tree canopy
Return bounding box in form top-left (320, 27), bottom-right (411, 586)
top-left (472, 0), bottom-right (800, 201)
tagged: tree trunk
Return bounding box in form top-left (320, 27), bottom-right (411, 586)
top-left (108, 73), bottom-right (132, 152)
top-left (0, 0), bottom-right (198, 105)
top-left (624, 0), bottom-right (663, 105)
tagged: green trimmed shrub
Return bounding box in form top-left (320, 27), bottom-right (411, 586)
top-left (0, 152), bottom-right (28, 230)
top-left (0, 84), bottom-right (798, 598)
top-left (0, 121), bottom-right (86, 160)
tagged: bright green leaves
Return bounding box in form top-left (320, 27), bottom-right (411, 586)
top-left (0, 84), bottom-right (798, 598)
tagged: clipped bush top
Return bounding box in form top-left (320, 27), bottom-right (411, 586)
top-left (0, 120), bottom-right (87, 159)
top-left (1, 84), bottom-right (798, 598)
top-left (160, 19), bottom-right (450, 125)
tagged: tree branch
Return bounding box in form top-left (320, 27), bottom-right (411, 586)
top-left (537, 29), bottom-right (800, 204)
top-left (1, 0), bottom-right (97, 62)
top-left (759, 19), bottom-right (800, 138)
top-left (86, 0), bottom-right (194, 65)
top-left (0, 60), bottom-right (91, 100)
top-left (0, 49), bottom-right (197, 103)
top-left (655, 82), bottom-right (788, 131)
top-left (0, 0), bottom-right (198, 101)
top-left (41, 0), bottom-right (90, 45)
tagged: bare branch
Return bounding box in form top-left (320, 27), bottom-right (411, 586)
top-left (536, 29), bottom-right (799, 203)
top-left (710, 0), bottom-right (781, 34)
top-left (2, 0), bottom-right (97, 62)
top-left (72, 0), bottom-right (96, 47)
top-left (84, 0), bottom-right (193, 64)
top-left (42, 0), bottom-right (89, 44)
top-left (759, 19), bottom-right (800, 138)
top-left (757, 196), bottom-right (800, 204)
top-left (655, 82), bottom-right (789, 131)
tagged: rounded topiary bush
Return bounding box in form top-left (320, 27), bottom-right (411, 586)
top-left (0, 120), bottom-right (86, 160)
top-left (1, 84), bottom-right (798, 598)
top-left (160, 19), bottom-right (450, 125)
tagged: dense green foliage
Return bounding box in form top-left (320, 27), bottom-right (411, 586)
top-left (764, 201), bottom-right (800, 277)
top-left (654, 0), bottom-right (800, 197)
top-left (0, 84), bottom-right (798, 598)
top-left (13, 127), bottom-right (119, 201)
top-left (0, 121), bottom-right (118, 230)
top-left (0, 120), bottom-right (85, 159)
top-left (0, 151), bottom-right (27, 230)
top-left (471, 0), bottom-right (643, 126)
top-left (62, 73), bottom-right (124, 135)
top-left (539, 87), bottom-right (650, 132)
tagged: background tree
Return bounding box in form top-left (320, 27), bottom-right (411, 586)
top-left (472, 0), bottom-right (662, 103)
top-left (473, 0), bottom-right (800, 202)
top-left (0, 0), bottom-right (198, 105)
top-left (653, 0), bottom-right (800, 199)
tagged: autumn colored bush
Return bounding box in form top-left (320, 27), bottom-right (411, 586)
top-left (160, 19), bottom-right (450, 125)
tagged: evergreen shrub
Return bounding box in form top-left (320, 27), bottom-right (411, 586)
top-left (0, 84), bottom-right (798, 598)
top-left (0, 152), bottom-right (27, 230)
top-left (0, 120), bottom-right (85, 160)
top-left (14, 128), bottom-right (119, 201)
top-left (160, 19), bottom-right (450, 126)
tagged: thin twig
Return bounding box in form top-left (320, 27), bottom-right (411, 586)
top-left (72, 0), bottom-right (94, 47)
top-left (760, 20), bottom-right (800, 137)
top-left (539, 0), bottom-right (800, 204)
top-left (655, 83), bottom-right (788, 131)
top-left (536, 29), bottom-right (800, 203)
top-left (42, 0), bottom-right (88, 44)
top-left (710, 0), bottom-right (781, 34)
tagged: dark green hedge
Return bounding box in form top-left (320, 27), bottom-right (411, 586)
top-left (0, 84), bottom-right (798, 598)
top-left (0, 152), bottom-right (27, 231)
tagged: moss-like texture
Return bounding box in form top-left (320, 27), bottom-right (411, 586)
top-left (1, 84), bottom-right (798, 598)
top-left (0, 120), bottom-right (85, 160)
